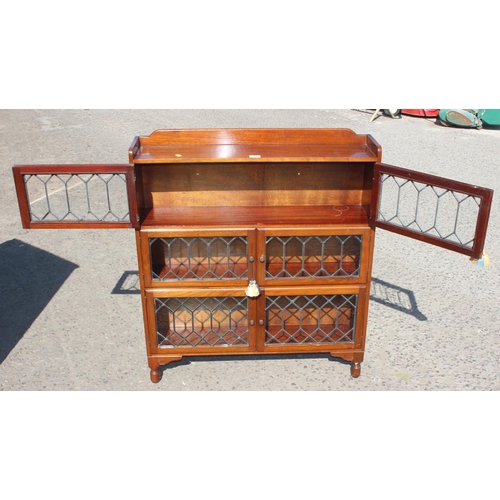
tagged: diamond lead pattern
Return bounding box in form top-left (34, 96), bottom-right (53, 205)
top-left (378, 174), bottom-right (480, 247)
top-left (24, 173), bottom-right (130, 222)
top-left (155, 297), bottom-right (249, 347)
top-left (265, 294), bottom-right (357, 345)
top-left (265, 235), bottom-right (361, 278)
top-left (150, 237), bottom-right (248, 281)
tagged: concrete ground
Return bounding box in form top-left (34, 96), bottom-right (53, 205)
top-left (1, 109), bottom-right (499, 391)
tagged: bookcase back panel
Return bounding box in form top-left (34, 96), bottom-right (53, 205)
top-left (141, 163), bottom-right (371, 208)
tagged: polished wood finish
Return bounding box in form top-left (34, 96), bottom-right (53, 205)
top-left (12, 128), bottom-right (493, 384)
top-left (130, 129), bottom-right (380, 381)
top-left (350, 362), bottom-right (361, 378)
top-left (129, 128), bottom-right (383, 164)
top-left (139, 162), bottom-right (373, 209)
top-left (141, 205), bottom-right (370, 227)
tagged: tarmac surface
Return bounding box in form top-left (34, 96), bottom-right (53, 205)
top-left (1, 109), bottom-right (499, 391)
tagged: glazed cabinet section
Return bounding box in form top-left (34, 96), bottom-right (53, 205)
top-left (139, 226), bottom-right (372, 380)
top-left (139, 229), bottom-right (255, 288)
top-left (261, 287), bottom-right (365, 351)
top-left (139, 227), bottom-right (372, 287)
top-left (145, 286), bottom-right (366, 353)
top-left (145, 288), bottom-right (255, 353)
top-left (258, 227), bottom-right (372, 286)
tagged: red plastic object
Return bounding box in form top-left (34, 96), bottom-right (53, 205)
top-left (401, 109), bottom-right (440, 117)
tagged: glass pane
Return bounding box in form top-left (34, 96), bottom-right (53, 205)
top-left (265, 294), bottom-right (357, 345)
top-left (155, 297), bottom-right (249, 347)
top-left (266, 235), bottom-right (362, 279)
top-left (150, 236), bottom-right (248, 281)
top-left (24, 172), bottom-right (130, 223)
top-left (377, 173), bottom-right (480, 248)
top-left (372, 163), bottom-right (493, 259)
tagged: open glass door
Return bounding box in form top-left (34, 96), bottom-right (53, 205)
top-left (13, 164), bottom-right (138, 229)
top-left (370, 163), bottom-right (493, 259)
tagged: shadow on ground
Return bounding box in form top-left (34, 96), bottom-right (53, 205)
top-left (0, 239), bottom-right (78, 364)
top-left (111, 271), bottom-right (427, 321)
top-left (370, 277), bottom-right (427, 321)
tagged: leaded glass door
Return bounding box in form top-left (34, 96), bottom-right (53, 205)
top-left (258, 286), bottom-right (367, 352)
top-left (257, 228), bottom-right (372, 286)
top-left (12, 164), bottom-right (138, 228)
top-left (146, 289), bottom-right (257, 354)
top-left (370, 163), bottom-right (493, 259)
top-left (140, 229), bottom-right (256, 287)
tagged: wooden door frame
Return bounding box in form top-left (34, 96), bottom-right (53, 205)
top-left (12, 164), bottom-right (138, 229)
top-left (370, 162), bottom-right (493, 259)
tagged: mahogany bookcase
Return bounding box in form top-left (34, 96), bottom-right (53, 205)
top-left (12, 129), bottom-right (493, 383)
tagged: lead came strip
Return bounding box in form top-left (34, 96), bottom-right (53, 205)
top-left (23, 173), bottom-right (131, 223)
top-left (155, 297), bottom-right (249, 347)
top-left (149, 236), bottom-right (248, 281)
top-left (378, 173), bottom-right (481, 247)
top-left (265, 235), bottom-right (362, 278)
top-left (265, 294), bottom-right (357, 345)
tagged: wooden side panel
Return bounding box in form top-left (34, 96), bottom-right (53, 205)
top-left (366, 134), bottom-right (382, 162)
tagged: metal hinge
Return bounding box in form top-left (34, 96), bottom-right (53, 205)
top-left (137, 213), bottom-right (140, 222)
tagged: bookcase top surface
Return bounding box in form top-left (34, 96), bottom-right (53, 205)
top-left (130, 128), bottom-right (381, 164)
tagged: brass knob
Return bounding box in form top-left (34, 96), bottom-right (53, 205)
top-left (249, 320), bottom-right (255, 326)
top-left (249, 256), bottom-right (254, 263)
top-left (259, 320), bottom-right (264, 326)
top-left (259, 256), bottom-right (265, 263)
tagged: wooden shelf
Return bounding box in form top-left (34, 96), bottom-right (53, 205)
top-left (265, 323), bottom-right (353, 344)
top-left (129, 128), bottom-right (382, 164)
top-left (266, 260), bottom-right (359, 277)
top-left (141, 205), bottom-right (370, 228)
top-left (152, 262), bottom-right (248, 281)
top-left (159, 326), bottom-right (250, 347)
top-left (132, 143), bottom-right (378, 164)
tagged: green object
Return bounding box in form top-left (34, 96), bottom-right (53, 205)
top-left (477, 109), bottom-right (500, 126)
top-left (438, 109), bottom-right (482, 128)
top-left (438, 109), bottom-right (500, 128)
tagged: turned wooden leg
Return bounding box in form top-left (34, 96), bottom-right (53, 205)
top-left (148, 358), bottom-right (161, 383)
top-left (350, 362), bottom-right (361, 378)
top-left (150, 367), bottom-right (161, 383)
top-left (148, 356), bottom-right (183, 383)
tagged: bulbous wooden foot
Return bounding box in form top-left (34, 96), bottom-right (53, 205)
top-left (150, 368), bottom-right (161, 383)
top-left (350, 362), bottom-right (361, 378)
top-left (148, 356), bottom-right (182, 383)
